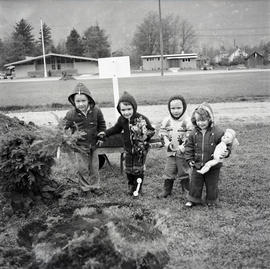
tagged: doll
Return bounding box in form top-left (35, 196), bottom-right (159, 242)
top-left (197, 128), bottom-right (239, 174)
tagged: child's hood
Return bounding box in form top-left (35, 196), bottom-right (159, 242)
top-left (168, 95), bottom-right (187, 119)
top-left (116, 91), bottom-right (137, 115)
top-left (191, 102), bottom-right (214, 127)
top-left (68, 82), bottom-right (95, 107)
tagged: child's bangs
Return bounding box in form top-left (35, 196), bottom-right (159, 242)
top-left (195, 108), bottom-right (211, 121)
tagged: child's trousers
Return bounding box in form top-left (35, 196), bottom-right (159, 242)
top-left (163, 156), bottom-right (190, 192)
top-left (75, 149), bottom-right (100, 192)
top-left (187, 167), bottom-right (220, 204)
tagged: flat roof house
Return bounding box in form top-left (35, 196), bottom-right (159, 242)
top-left (141, 53), bottom-right (198, 71)
top-left (4, 53), bottom-right (98, 78)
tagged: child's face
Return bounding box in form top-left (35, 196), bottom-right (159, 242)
top-left (170, 100), bottom-right (184, 118)
top-left (222, 132), bottom-right (233, 144)
top-left (119, 102), bottom-right (134, 120)
top-left (195, 113), bottom-right (210, 130)
top-left (74, 94), bottom-right (89, 112)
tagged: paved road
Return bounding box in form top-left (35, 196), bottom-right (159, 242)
top-left (1, 68), bottom-right (269, 83)
top-left (7, 101), bottom-right (270, 126)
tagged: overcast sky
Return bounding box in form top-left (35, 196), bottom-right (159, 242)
top-left (0, 0), bottom-right (269, 51)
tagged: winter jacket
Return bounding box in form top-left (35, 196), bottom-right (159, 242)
top-left (185, 102), bottom-right (230, 169)
top-left (159, 95), bottom-right (192, 157)
top-left (105, 91), bottom-right (155, 153)
top-left (64, 83), bottom-right (106, 148)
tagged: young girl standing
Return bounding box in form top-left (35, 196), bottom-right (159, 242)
top-left (184, 102), bottom-right (230, 207)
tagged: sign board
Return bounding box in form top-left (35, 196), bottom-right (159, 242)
top-left (98, 56), bottom-right (131, 79)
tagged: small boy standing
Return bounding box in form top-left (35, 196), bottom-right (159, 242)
top-left (158, 95), bottom-right (192, 198)
top-left (64, 82), bottom-right (106, 194)
top-left (184, 102), bottom-right (230, 207)
top-left (105, 91), bottom-right (155, 195)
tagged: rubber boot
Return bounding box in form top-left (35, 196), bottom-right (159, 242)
top-left (127, 174), bottom-right (136, 196)
top-left (180, 178), bottom-right (190, 193)
top-left (157, 179), bottom-right (174, 198)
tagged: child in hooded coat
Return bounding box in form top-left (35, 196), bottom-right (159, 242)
top-left (158, 95), bottom-right (192, 198)
top-left (64, 82), bottom-right (106, 194)
top-left (184, 102), bottom-right (231, 207)
top-left (105, 91), bottom-right (155, 196)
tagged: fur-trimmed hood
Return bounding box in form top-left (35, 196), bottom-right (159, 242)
top-left (68, 82), bottom-right (95, 107)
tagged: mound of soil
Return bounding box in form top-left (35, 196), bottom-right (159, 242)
top-left (6, 203), bottom-right (169, 269)
top-left (0, 113), bottom-right (36, 135)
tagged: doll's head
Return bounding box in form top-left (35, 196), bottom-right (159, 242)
top-left (222, 129), bottom-right (238, 146)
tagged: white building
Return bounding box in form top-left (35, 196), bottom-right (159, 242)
top-left (4, 53), bottom-right (98, 78)
top-left (141, 53), bottom-right (198, 71)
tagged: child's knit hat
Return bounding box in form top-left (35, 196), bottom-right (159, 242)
top-left (117, 91), bottom-right (137, 115)
top-left (168, 95), bottom-right (187, 119)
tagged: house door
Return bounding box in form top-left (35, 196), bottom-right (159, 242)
top-left (169, 59), bottom-right (179, 68)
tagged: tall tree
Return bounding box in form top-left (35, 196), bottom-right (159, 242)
top-left (82, 24), bottom-right (110, 58)
top-left (12, 18), bottom-right (35, 58)
top-left (66, 28), bottom-right (84, 56)
top-left (38, 23), bottom-right (53, 50)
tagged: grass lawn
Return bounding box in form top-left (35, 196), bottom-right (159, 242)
top-left (0, 71), bottom-right (269, 111)
top-left (52, 121), bottom-right (270, 268)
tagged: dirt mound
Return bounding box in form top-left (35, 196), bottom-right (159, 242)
top-left (0, 113), bottom-right (36, 135)
top-left (12, 203), bottom-right (169, 269)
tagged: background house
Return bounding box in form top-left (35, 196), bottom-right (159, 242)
top-left (141, 53), bottom-right (198, 71)
top-left (228, 47), bottom-right (248, 63)
top-left (4, 53), bottom-right (98, 78)
top-left (246, 51), bottom-right (264, 68)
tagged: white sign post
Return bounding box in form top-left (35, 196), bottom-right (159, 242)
top-left (98, 56), bottom-right (131, 120)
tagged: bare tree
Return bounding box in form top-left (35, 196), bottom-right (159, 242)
top-left (132, 12), bottom-right (196, 59)
top-left (178, 20), bottom-right (196, 53)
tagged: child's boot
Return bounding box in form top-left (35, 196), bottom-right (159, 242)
top-left (180, 178), bottom-right (190, 193)
top-left (157, 179), bottom-right (174, 198)
top-left (127, 174), bottom-right (136, 195)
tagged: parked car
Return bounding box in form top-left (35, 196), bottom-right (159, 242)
top-left (201, 64), bottom-right (213, 70)
top-left (0, 71), bottom-right (13, 79)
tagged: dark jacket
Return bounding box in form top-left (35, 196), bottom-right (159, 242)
top-left (64, 83), bottom-right (106, 148)
top-left (185, 102), bottom-right (229, 169)
top-left (105, 91), bottom-right (155, 153)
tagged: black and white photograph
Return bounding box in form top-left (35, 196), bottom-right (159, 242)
top-left (0, 0), bottom-right (269, 268)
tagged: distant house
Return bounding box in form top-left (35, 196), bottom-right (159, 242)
top-left (228, 48), bottom-right (248, 63)
top-left (141, 53), bottom-right (198, 71)
top-left (245, 51), bottom-right (264, 68)
top-left (4, 53), bottom-right (98, 78)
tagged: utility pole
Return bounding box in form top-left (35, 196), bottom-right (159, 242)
top-left (40, 19), bottom-right (47, 78)
top-left (158, 0), bottom-right (164, 76)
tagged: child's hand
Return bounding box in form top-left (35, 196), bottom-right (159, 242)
top-left (96, 140), bottom-right (104, 147)
top-left (189, 161), bottom-right (195, 167)
top-left (178, 144), bottom-right (185, 153)
top-left (168, 143), bottom-right (176, 151)
top-left (220, 150), bottom-right (229, 159)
